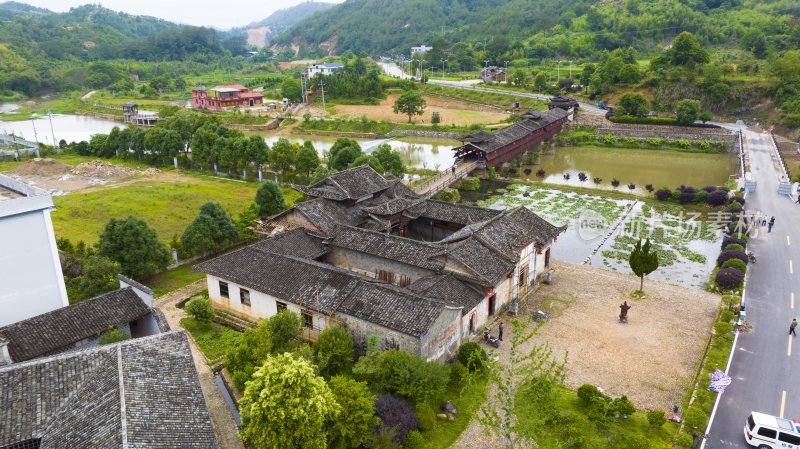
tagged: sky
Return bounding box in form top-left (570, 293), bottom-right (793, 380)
top-left (19, 0), bottom-right (343, 29)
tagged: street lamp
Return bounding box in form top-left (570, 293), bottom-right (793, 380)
top-left (569, 60), bottom-right (573, 79)
top-left (557, 60), bottom-right (562, 82)
top-left (483, 59), bottom-right (490, 68)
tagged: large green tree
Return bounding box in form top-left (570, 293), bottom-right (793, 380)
top-left (254, 181), bottom-right (287, 217)
top-left (393, 89), bottom-right (426, 123)
top-left (327, 376), bottom-right (377, 449)
top-left (271, 137), bottom-right (297, 174)
top-left (667, 32), bottom-right (709, 66)
top-left (628, 238), bottom-right (659, 292)
top-left (76, 255), bottom-right (120, 299)
top-left (180, 202), bottom-right (238, 257)
top-left (313, 325), bottom-right (355, 379)
top-left (676, 99), bottom-right (701, 126)
top-left (280, 77), bottom-right (303, 102)
top-left (96, 215), bottom-right (170, 278)
top-left (295, 140), bottom-right (320, 176)
top-left (617, 92), bottom-right (649, 116)
top-left (238, 354), bottom-right (340, 449)
top-left (372, 143), bottom-right (406, 178)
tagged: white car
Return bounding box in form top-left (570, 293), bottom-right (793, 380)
top-left (744, 412), bottom-right (800, 448)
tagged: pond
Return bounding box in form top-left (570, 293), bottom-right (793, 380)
top-left (0, 113), bottom-right (120, 146)
top-left (519, 146), bottom-right (738, 193)
top-left (475, 183), bottom-right (723, 289)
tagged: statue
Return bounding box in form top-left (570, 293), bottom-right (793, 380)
top-left (619, 301), bottom-right (631, 323)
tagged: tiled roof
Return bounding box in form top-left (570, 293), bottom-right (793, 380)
top-left (294, 198), bottom-right (366, 234)
top-left (408, 274), bottom-right (485, 313)
top-left (294, 165), bottom-right (392, 201)
top-left (0, 331), bottom-right (219, 449)
top-left (331, 225), bottom-right (445, 271)
top-left (458, 108), bottom-right (569, 154)
top-left (251, 227), bottom-right (328, 260)
top-left (0, 287), bottom-right (151, 362)
top-left (444, 237), bottom-right (517, 285)
top-left (195, 245), bottom-right (446, 337)
top-left (405, 199), bottom-right (502, 225)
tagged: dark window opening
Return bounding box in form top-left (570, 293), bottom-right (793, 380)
top-left (757, 428), bottom-right (777, 438)
top-left (276, 301), bottom-right (287, 312)
top-left (219, 281), bottom-right (229, 298)
top-left (469, 313), bottom-right (476, 334)
top-left (302, 310), bottom-right (313, 328)
top-left (488, 294), bottom-right (496, 316)
top-left (779, 433), bottom-right (800, 445)
top-left (399, 275), bottom-right (411, 287)
top-left (545, 248), bottom-right (551, 267)
top-left (518, 266), bottom-right (527, 287)
top-left (240, 288), bottom-right (251, 307)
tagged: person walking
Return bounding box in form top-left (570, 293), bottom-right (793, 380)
top-left (498, 322), bottom-right (504, 341)
top-left (791, 318), bottom-right (797, 337)
top-left (451, 166), bottom-right (456, 176)
top-left (768, 216), bottom-right (775, 232)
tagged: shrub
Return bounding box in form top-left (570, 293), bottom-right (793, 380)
top-left (723, 243), bottom-right (745, 253)
top-left (610, 395), bottom-right (636, 416)
top-left (655, 189), bottom-right (672, 201)
top-left (714, 321), bottom-right (734, 335)
top-left (679, 190), bottom-right (696, 203)
top-left (98, 325), bottom-right (131, 345)
top-left (727, 221), bottom-right (748, 234)
top-left (523, 168), bottom-right (532, 175)
top-left (729, 195), bottom-right (745, 206)
top-left (611, 178), bottom-right (620, 188)
top-left (374, 394), bottom-right (419, 445)
top-left (645, 184), bottom-right (654, 192)
top-left (695, 190), bottom-right (709, 203)
top-left (536, 169), bottom-right (546, 178)
top-left (701, 185), bottom-right (717, 193)
top-left (403, 431), bottom-right (425, 449)
top-left (647, 410), bottom-right (667, 428)
top-left (448, 362), bottom-right (468, 388)
top-left (380, 351), bottom-right (449, 403)
top-left (456, 342), bottom-right (487, 371)
top-left (720, 310), bottom-right (735, 322)
top-left (717, 250), bottom-right (748, 267)
top-left (729, 200), bottom-right (742, 209)
top-left (508, 167), bottom-right (518, 175)
top-left (624, 435), bottom-right (651, 449)
top-left (185, 296), bottom-right (215, 324)
top-left (730, 233), bottom-right (749, 243)
top-left (313, 325), bottom-right (355, 379)
top-left (609, 115), bottom-right (680, 126)
top-left (716, 267), bottom-right (745, 290)
top-left (722, 258), bottom-right (747, 273)
top-left (706, 189), bottom-right (728, 206)
top-left (728, 206), bottom-right (743, 215)
top-left (415, 403), bottom-right (437, 431)
top-left (683, 406), bottom-right (709, 431)
top-left (721, 236), bottom-right (746, 250)
top-left (671, 190), bottom-right (681, 200)
top-left (676, 433), bottom-right (693, 449)
top-left (577, 384), bottom-right (600, 405)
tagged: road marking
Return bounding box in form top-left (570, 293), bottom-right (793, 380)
top-left (781, 391), bottom-right (787, 418)
top-left (789, 235), bottom-right (792, 246)
top-left (789, 335), bottom-right (793, 357)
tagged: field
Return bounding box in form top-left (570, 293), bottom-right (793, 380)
top-left (332, 93), bottom-right (509, 125)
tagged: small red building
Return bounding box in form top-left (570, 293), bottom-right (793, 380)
top-left (192, 84), bottom-right (264, 111)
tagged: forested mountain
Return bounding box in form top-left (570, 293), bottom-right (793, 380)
top-left (228, 2), bottom-right (335, 47)
top-left (275, 0), bottom-right (800, 60)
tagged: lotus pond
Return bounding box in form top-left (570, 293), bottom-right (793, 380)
top-left (474, 184), bottom-right (724, 289)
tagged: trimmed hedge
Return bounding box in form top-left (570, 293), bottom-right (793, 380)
top-left (655, 189), bottom-right (672, 201)
top-left (723, 243), bottom-right (745, 253)
top-left (701, 185), bottom-right (718, 193)
top-left (728, 206), bottom-right (743, 215)
top-left (729, 196), bottom-right (745, 206)
top-left (706, 190), bottom-right (728, 206)
top-left (730, 232), bottom-right (749, 243)
top-left (456, 342), bottom-right (487, 372)
top-left (721, 236), bottom-right (746, 249)
top-left (717, 250), bottom-right (748, 267)
top-left (727, 221), bottom-right (748, 234)
top-left (609, 115), bottom-right (680, 126)
top-left (722, 258), bottom-right (747, 273)
top-left (696, 190), bottom-right (709, 203)
top-left (679, 190), bottom-right (696, 204)
top-left (715, 267), bottom-right (744, 290)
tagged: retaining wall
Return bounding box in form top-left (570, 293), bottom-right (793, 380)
top-left (595, 128), bottom-right (739, 152)
top-left (387, 129), bottom-right (462, 139)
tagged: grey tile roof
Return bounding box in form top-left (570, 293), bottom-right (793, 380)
top-left (251, 227), bottom-right (328, 260)
top-left (458, 108), bottom-right (570, 154)
top-left (405, 199), bottom-right (502, 225)
top-left (0, 287), bottom-right (151, 362)
top-left (443, 237), bottom-right (517, 285)
top-left (294, 165), bottom-right (392, 201)
top-left (294, 197), bottom-right (367, 234)
top-left (331, 225), bottom-right (445, 271)
top-left (408, 274), bottom-right (485, 313)
top-left (0, 331), bottom-right (219, 449)
top-left (195, 245), bottom-right (447, 337)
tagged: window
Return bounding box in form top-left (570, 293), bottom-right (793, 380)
top-left (747, 415), bottom-right (755, 431)
top-left (301, 310), bottom-right (313, 328)
top-left (399, 275), bottom-right (411, 287)
top-left (378, 270), bottom-right (395, 284)
top-left (779, 433), bottom-right (800, 445)
top-left (240, 288), bottom-right (251, 307)
top-left (276, 301), bottom-right (287, 312)
top-left (757, 427), bottom-right (777, 439)
top-left (219, 281), bottom-right (229, 298)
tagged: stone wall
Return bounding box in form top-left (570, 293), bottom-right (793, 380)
top-left (387, 129), bottom-right (462, 139)
top-left (337, 311), bottom-right (422, 357)
top-left (595, 127), bottom-right (739, 152)
top-left (420, 307), bottom-right (463, 361)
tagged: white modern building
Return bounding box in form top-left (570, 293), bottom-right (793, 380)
top-left (306, 62), bottom-right (345, 78)
top-left (0, 174), bottom-right (68, 326)
top-left (411, 45), bottom-right (432, 55)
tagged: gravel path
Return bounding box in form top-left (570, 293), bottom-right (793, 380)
top-left (156, 280), bottom-right (245, 449)
top-left (453, 260), bottom-right (719, 448)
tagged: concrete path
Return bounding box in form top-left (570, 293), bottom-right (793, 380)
top-left (156, 280), bottom-right (246, 449)
top-left (703, 128), bottom-right (800, 448)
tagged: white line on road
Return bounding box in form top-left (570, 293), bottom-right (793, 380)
top-left (781, 391), bottom-right (787, 418)
top-left (789, 335), bottom-right (793, 357)
top-left (792, 260), bottom-right (794, 274)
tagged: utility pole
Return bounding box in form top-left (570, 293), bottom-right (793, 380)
top-left (557, 60), bottom-right (561, 82)
top-left (569, 60), bottom-right (573, 79)
top-left (441, 58), bottom-right (446, 81)
top-left (30, 114), bottom-right (38, 144)
top-left (48, 110), bottom-right (57, 151)
top-left (319, 80), bottom-right (326, 116)
top-left (483, 59), bottom-right (489, 68)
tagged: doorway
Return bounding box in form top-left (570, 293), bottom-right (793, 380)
top-left (545, 248), bottom-right (551, 267)
top-left (488, 294), bottom-right (496, 316)
top-left (468, 313), bottom-right (476, 334)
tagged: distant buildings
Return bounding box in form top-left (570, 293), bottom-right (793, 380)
top-left (306, 62), bottom-right (345, 78)
top-left (191, 84), bottom-right (264, 111)
top-left (0, 174), bottom-right (68, 327)
top-left (481, 66), bottom-right (507, 83)
top-left (411, 45), bottom-right (432, 55)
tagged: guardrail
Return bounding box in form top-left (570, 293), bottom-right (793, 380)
top-left (413, 160), bottom-right (483, 198)
top-left (768, 132), bottom-right (789, 181)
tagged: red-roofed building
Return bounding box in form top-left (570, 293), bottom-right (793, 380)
top-left (192, 85), bottom-right (263, 111)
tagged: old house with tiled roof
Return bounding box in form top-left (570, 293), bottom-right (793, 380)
top-left (0, 331), bottom-right (220, 449)
top-left (196, 165), bottom-right (565, 360)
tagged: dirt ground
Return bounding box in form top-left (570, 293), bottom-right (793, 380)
top-left (453, 260), bottom-right (719, 448)
top-left (332, 94), bottom-right (510, 126)
top-left (3, 158), bottom-right (160, 194)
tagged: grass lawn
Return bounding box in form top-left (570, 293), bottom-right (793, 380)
top-left (421, 373), bottom-right (489, 449)
top-left (145, 264), bottom-right (207, 298)
top-left (51, 176), bottom-right (258, 244)
top-left (180, 316), bottom-right (243, 361)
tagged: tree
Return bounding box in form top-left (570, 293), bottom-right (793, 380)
top-left (699, 111), bottom-right (713, 123)
top-left (676, 99), bottom-right (701, 125)
top-left (271, 138), bottom-right (297, 173)
top-left (76, 255), bottom-right (120, 299)
top-left (477, 317), bottom-right (567, 449)
top-left (393, 90), bottom-right (426, 123)
top-left (280, 77), bottom-right (302, 102)
top-left (185, 296), bottom-right (215, 324)
top-left (238, 354), bottom-right (340, 449)
top-left (628, 238), bottom-right (659, 292)
top-left (740, 30), bottom-right (767, 58)
top-left (267, 309), bottom-right (302, 354)
top-left (98, 325), bottom-right (131, 345)
top-left (350, 155), bottom-right (384, 174)
top-left (235, 201), bottom-right (260, 240)
top-left (667, 32), bottom-right (709, 66)
top-left (295, 141), bottom-right (320, 176)
top-left (511, 69), bottom-right (528, 87)
top-left (372, 143), bottom-right (406, 178)
top-left (771, 50), bottom-right (800, 83)
top-left (96, 215), bottom-right (170, 278)
top-left (533, 72), bottom-right (547, 92)
top-left (617, 92), bottom-right (649, 116)
top-left (327, 376), bottom-right (377, 449)
top-left (617, 63), bottom-right (641, 84)
top-left (180, 202), bottom-right (238, 257)
top-left (329, 145), bottom-right (362, 171)
top-left (313, 325), bottom-right (355, 379)
top-left (255, 181), bottom-right (287, 217)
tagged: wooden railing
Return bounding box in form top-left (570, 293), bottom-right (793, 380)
top-left (413, 160), bottom-right (483, 198)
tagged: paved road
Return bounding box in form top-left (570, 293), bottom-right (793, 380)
top-left (704, 128), bottom-right (800, 448)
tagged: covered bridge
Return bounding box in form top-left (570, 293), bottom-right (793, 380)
top-left (453, 108), bottom-right (569, 167)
